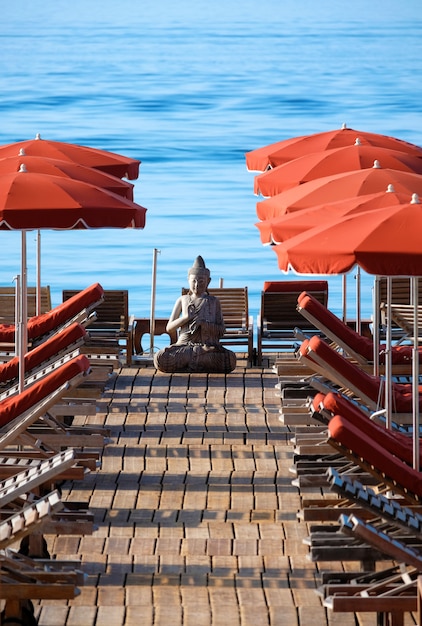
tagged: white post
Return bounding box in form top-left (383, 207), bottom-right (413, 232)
top-left (19, 231), bottom-right (28, 393)
top-left (385, 276), bottom-right (392, 430)
top-left (412, 277), bottom-right (419, 471)
top-left (355, 266), bottom-right (361, 336)
top-left (149, 248), bottom-right (160, 355)
top-left (36, 230), bottom-right (41, 315)
top-left (373, 276), bottom-right (380, 377)
top-left (342, 274), bottom-right (347, 323)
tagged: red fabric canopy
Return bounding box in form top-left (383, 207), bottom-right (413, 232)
top-left (0, 135), bottom-right (140, 179)
top-left (246, 125), bottom-right (422, 172)
top-left (0, 171), bottom-right (146, 230)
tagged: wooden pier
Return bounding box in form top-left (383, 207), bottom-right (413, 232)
top-left (33, 354), bottom-right (416, 626)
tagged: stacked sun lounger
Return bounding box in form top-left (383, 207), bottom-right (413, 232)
top-left (273, 290), bottom-right (422, 624)
top-left (0, 283), bottom-right (111, 623)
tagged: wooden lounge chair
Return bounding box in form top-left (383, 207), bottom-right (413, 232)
top-left (321, 515), bottom-right (420, 624)
top-left (0, 282), bottom-right (104, 353)
top-left (0, 322), bottom-right (87, 394)
top-left (63, 288), bottom-right (133, 366)
top-left (386, 304), bottom-right (422, 341)
top-left (301, 335), bottom-right (422, 416)
top-left (378, 276), bottom-right (422, 340)
top-left (297, 291), bottom-right (415, 366)
top-left (327, 467), bottom-right (422, 535)
top-left (181, 286), bottom-right (254, 363)
top-left (296, 390), bottom-right (420, 465)
top-left (327, 414), bottom-right (422, 503)
top-left (0, 488), bottom-right (85, 623)
top-left (0, 355), bottom-right (101, 461)
top-left (0, 285), bottom-right (51, 324)
top-left (256, 280), bottom-right (328, 365)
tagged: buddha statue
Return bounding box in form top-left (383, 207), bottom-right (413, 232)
top-left (153, 256), bottom-right (236, 373)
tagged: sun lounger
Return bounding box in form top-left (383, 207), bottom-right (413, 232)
top-left (327, 467), bottom-right (422, 535)
top-left (0, 448), bottom-right (79, 508)
top-left (256, 280), bottom-right (328, 365)
top-left (0, 490), bottom-right (63, 550)
top-left (321, 515), bottom-right (420, 622)
top-left (302, 335), bottom-right (422, 415)
top-left (314, 391), bottom-right (420, 466)
top-left (297, 291), bottom-right (415, 366)
top-left (0, 447), bottom-right (93, 538)
top-left (181, 286), bottom-right (254, 363)
top-left (63, 288), bottom-right (133, 365)
top-left (0, 282), bottom-right (104, 349)
top-left (327, 414), bottom-right (422, 503)
top-left (0, 494), bottom-right (85, 621)
top-left (0, 285), bottom-right (51, 324)
top-left (0, 355), bottom-right (101, 462)
top-left (0, 322), bottom-right (87, 393)
top-left (386, 303), bottom-right (422, 341)
top-left (0, 354), bottom-right (90, 430)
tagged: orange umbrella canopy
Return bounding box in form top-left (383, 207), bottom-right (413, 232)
top-left (256, 189), bottom-right (416, 245)
top-left (256, 167), bottom-right (422, 221)
top-left (254, 143), bottom-right (422, 197)
top-left (0, 134), bottom-right (140, 180)
top-left (0, 170), bottom-right (146, 230)
top-left (0, 154), bottom-right (135, 200)
top-left (273, 197), bottom-right (422, 276)
top-left (245, 124), bottom-right (422, 172)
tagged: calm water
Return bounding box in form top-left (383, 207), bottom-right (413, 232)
top-left (1, 0), bottom-right (422, 346)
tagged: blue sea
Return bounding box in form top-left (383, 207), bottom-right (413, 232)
top-left (1, 0), bottom-right (422, 348)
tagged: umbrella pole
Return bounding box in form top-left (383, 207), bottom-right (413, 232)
top-left (385, 276), bottom-right (392, 430)
top-left (355, 266), bottom-right (361, 336)
top-left (412, 277), bottom-right (419, 471)
top-left (19, 231), bottom-right (28, 393)
top-left (14, 274), bottom-right (20, 358)
top-left (373, 277), bottom-right (380, 377)
top-left (342, 274), bottom-right (347, 324)
top-left (149, 248), bottom-right (160, 356)
top-left (36, 230), bottom-right (41, 316)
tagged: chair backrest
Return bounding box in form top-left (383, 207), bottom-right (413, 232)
top-left (0, 286), bottom-right (51, 323)
top-left (261, 280), bottom-right (328, 332)
top-left (181, 287), bottom-right (250, 331)
top-left (378, 277), bottom-right (422, 306)
top-left (63, 289), bottom-right (129, 332)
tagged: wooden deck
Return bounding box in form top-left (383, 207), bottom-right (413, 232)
top-left (33, 354), bottom-right (416, 626)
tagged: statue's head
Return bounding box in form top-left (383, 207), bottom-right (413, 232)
top-left (188, 256), bottom-right (211, 293)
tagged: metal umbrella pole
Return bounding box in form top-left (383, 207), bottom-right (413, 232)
top-left (412, 276), bottom-right (420, 471)
top-left (36, 230), bottom-right (41, 315)
top-left (149, 248), bottom-right (161, 356)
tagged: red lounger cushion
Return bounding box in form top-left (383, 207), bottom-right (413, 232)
top-left (322, 392), bottom-right (419, 467)
top-left (307, 335), bottom-right (422, 414)
top-left (0, 354), bottom-right (90, 427)
top-left (298, 291), bottom-right (413, 364)
top-left (328, 414), bottom-right (422, 499)
top-left (0, 283), bottom-right (104, 343)
top-left (0, 322), bottom-right (87, 385)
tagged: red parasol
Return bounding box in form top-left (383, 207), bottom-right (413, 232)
top-left (0, 169), bottom-right (147, 391)
top-left (254, 143), bottom-right (422, 197)
top-left (256, 167), bottom-right (422, 220)
top-left (256, 189), bottom-right (414, 245)
top-left (0, 134), bottom-right (140, 179)
top-left (0, 170), bottom-right (146, 230)
top-left (0, 154), bottom-right (135, 200)
top-left (245, 124), bottom-right (422, 172)
top-left (272, 196), bottom-right (422, 276)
